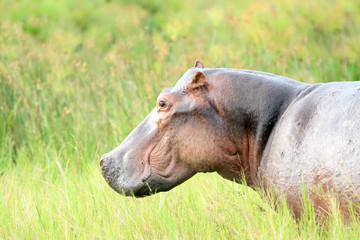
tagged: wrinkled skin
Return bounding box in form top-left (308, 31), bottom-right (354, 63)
top-left (101, 61), bottom-right (360, 218)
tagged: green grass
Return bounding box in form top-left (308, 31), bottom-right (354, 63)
top-left (0, 0), bottom-right (360, 239)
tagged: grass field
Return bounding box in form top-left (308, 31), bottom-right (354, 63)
top-left (1, 0), bottom-right (360, 239)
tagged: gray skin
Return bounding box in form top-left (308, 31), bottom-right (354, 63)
top-left (101, 61), bottom-right (360, 218)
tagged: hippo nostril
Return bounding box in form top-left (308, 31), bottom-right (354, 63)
top-left (100, 158), bottom-right (106, 167)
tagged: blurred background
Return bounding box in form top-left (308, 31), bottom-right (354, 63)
top-left (1, 0), bottom-right (360, 238)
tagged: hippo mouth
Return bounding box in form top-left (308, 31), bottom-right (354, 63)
top-left (101, 160), bottom-right (182, 197)
top-left (134, 176), bottom-right (176, 197)
top-left (100, 166), bottom-right (147, 197)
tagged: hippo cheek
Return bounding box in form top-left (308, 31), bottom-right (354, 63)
top-left (100, 152), bottom-right (151, 196)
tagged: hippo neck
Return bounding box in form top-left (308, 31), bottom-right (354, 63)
top-left (205, 69), bottom-right (308, 187)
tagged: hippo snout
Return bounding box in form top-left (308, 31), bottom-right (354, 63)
top-left (100, 149), bottom-right (151, 196)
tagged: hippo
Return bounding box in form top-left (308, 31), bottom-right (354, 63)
top-left (100, 61), bottom-right (360, 218)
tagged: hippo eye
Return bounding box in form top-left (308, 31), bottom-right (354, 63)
top-left (158, 100), bottom-right (168, 110)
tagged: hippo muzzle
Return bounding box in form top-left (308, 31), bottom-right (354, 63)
top-left (100, 151), bottom-right (150, 196)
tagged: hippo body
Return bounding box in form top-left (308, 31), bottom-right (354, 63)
top-left (260, 81), bottom-right (360, 216)
top-left (101, 61), bottom-right (360, 218)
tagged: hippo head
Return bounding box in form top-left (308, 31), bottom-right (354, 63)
top-left (100, 61), bottom-right (242, 197)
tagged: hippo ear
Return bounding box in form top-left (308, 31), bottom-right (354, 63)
top-left (194, 60), bottom-right (204, 68)
top-left (187, 71), bottom-right (206, 92)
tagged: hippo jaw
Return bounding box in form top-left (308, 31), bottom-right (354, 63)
top-left (100, 148), bottom-right (196, 197)
top-left (100, 134), bottom-right (197, 197)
